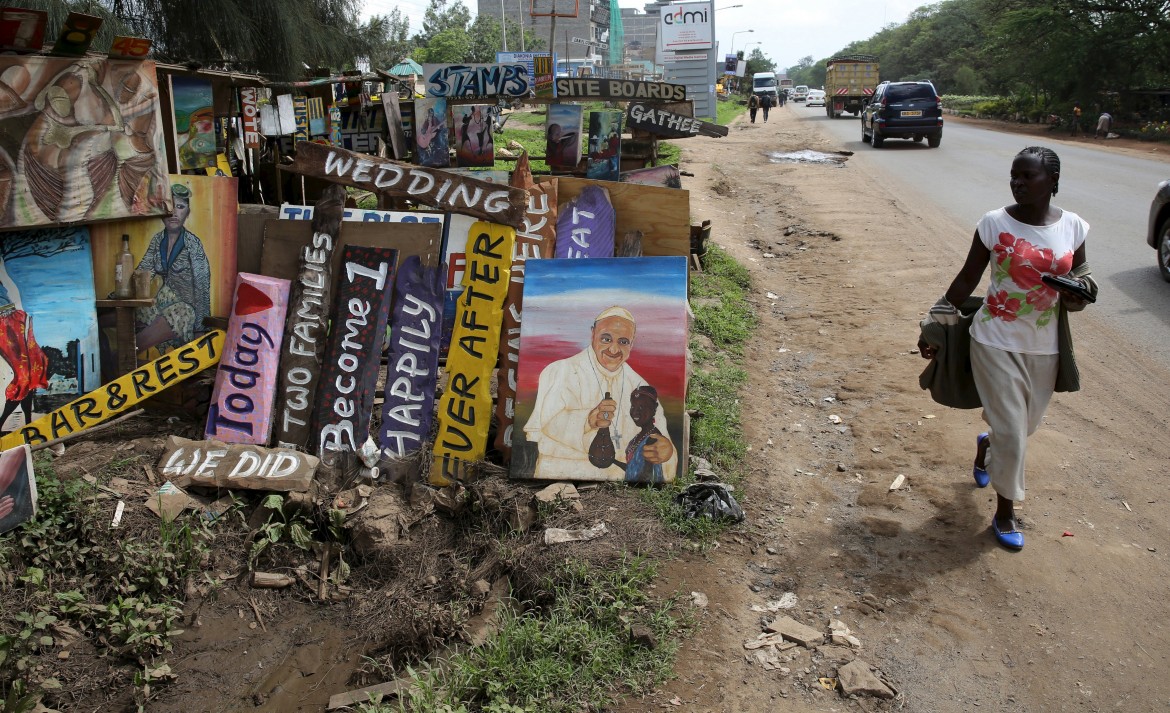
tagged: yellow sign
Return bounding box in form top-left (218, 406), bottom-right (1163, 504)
top-left (0, 331), bottom-right (225, 451)
top-left (431, 222), bottom-right (514, 485)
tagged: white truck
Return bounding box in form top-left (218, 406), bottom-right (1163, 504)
top-left (751, 71), bottom-right (779, 99)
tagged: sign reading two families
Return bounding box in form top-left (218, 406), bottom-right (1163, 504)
top-left (0, 331), bottom-right (225, 451)
top-left (288, 141), bottom-right (527, 229)
top-left (423, 63), bottom-right (533, 99)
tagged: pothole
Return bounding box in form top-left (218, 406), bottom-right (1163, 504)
top-left (768, 149), bottom-right (852, 166)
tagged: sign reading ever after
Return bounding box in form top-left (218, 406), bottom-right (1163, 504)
top-left (316, 246), bottom-right (397, 455)
top-left (288, 141), bottom-right (527, 229)
top-left (0, 331), bottom-right (224, 451)
top-left (423, 63), bottom-right (532, 99)
top-left (206, 274), bottom-right (291, 445)
top-left (431, 222), bottom-right (514, 485)
top-left (380, 255), bottom-right (445, 458)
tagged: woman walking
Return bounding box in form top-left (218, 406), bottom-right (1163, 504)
top-left (918, 146), bottom-right (1097, 550)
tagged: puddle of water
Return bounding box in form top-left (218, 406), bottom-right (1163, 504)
top-left (768, 149), bottom-right (850, 166)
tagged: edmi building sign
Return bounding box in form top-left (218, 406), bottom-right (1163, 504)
top-left (659, 1), bottom-right (713, 52)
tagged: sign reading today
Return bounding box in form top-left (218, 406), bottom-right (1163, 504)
top-left (659, 1), bottom-right (713, 52)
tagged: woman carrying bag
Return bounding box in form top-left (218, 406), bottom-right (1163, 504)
top-left (917, 146), bottom-right (1097, 551)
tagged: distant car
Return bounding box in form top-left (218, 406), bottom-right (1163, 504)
top-left (1148, 179), bottom-right (1170, 281)
top-left (860, 80), bottom-right (943, 148)
top-left (793, 85), bottom-right (809, 102)
top-left (806, 89), bottom-right (826, 107)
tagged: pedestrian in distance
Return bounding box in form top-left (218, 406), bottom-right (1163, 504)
top-left (760, 91), bottom-right (774, 122)
top-left (748, 93), bottom-right (760, 123)
top-left (1071, 102), bottom-right (1082, 136)
top-left (917, 146), bottom-right (1097, 551)
top-left (1095, 111), bottom-right (1112, 138)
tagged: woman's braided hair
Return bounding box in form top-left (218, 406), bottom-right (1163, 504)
top-left (1017, 146), bottom-right (1061, 195)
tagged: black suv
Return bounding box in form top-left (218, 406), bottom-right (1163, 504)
top-left (861, 81), bottom-right (943, 148)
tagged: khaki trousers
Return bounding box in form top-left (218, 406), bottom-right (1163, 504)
top-left (970, 341), bottom-right (1059, 502)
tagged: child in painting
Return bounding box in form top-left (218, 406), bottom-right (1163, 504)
top-left (624, 385), bottom-right (666, 484)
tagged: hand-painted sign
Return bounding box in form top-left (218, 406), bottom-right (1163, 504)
top-left (108, 35), bottom-right (152, 60)
top-left (423, 63), bottom-right (532, 99)
top-left (159, 435), bottom-right (318, 492)
top-left (0, 331), bottom-right (224, 451)
top-left (380, 255), bottom-right (445, 459)
top-left (432, 222), bottom-right (514, 485)
top-left (273, 185), bottom-right (344, 450)
top-left (206, 275), bottom-right (291, 445)
top-left (279, 204), bottom-right (445, 225)
top-left (240, 87), bottom-right (262, 150)
top-left (315, 246), bottom-right (397, 456)
top-left (555, 185), bottom-right (615, 258)
top-left (552, 78), bottom-right (687, 102)
top-left (287, 141), bottom-right (528, 229)
top-left (625, 102), bottom-right (729, 139)
top-left (293, 97), bottom-right (309, 142)
top-left (0, 9), bottom-right (47, 53)
top-left (50, 12), bottom-right (101, 56)
top-left (494, 155), bottom-right (557, 461)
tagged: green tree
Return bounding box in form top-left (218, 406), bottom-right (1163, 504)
top-left (420, 27), bottom-right (473, 63)
top-left (362, 8), bottom-right (415, 71)
top-left (467, 15), bottom-right (546, 62)
top-left (418, 0), bottom-right (472, 45)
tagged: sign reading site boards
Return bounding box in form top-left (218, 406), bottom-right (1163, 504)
top-left (659, 0), bottom-right (713, 51)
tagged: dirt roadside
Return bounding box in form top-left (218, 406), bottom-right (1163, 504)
top-left (618, 107), bottom-right (1170, 711)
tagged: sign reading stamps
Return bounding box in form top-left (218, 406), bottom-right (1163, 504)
top-left (288, 141), bottom-right (527, 229)
top-left (423, 63), bottom-right (533, 99)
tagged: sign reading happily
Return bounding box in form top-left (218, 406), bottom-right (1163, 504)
top-left (431, 221), bottom-right (515, 485)
top-left (423, 63), bottom-right (533, 99)
top-left (206, 274), bottom-right (291, 445)
top-left (159, 435), bottom-right (318, 492)
top-left (625, 102), bottom-right (729, 139)
top-left (288, 141), bottom-right (527, 229)
top-left (273, 185), bottom-right (344, 450)
top-left (315, 246), bottom-right (398, 456)
top-left (552, 78), bottom-right (687, 102)
top-left (0, 331), bottom-right (224, 451)
top-left (380, 255), bottom-right (445, 459)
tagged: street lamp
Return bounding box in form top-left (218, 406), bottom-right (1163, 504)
top-left (716, 3), bottom-right (743, 9)
top-left (731, 29), bottom-right (753, 52)
top-left (500, 0), bottom-right (508, 52)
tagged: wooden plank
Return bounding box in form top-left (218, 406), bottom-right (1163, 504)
top-left (552, 77), bottom-right (687, 102)
top-left (159, 435), bottom-right (318, 492)
top-left (381, 92), bottom-right (409, 160)
top-left (539, 176), bottom-right (690, 257)
top-left (206, 275), bottom-right (291, 445)
top-left (259, 219), bottom-right (442, 284)
top-left (626, 102), bottom-right (729, 139)
top-left (431, 222), bottom-right (514, 486)
top-left (240, 87), bottom-right (263, 150)
top-left (286, 141), bottom-right (527, 229)
top-left (380, 256), bottom-right (445, 458)
top-left (0, 331), bottom-right (225, 451)
top-left (555, 184), bottom-right (615, 258)
top-left (315, 246), bottom-right (397, 455)
top-left (272, 185), bottom-right (344, 450)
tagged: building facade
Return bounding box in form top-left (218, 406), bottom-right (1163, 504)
top-left (479, 0), bottom-right (612, 64)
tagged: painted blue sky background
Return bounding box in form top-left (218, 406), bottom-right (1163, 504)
top-left (2, 228), bottom-right (98, 351)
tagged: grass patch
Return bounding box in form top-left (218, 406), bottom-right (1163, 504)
top-left (716, 97), bottom-right (748, 126)
top-left (496, 125), bottom-right (552, 173)
top-left (0, 458), bottom-right (218, 709)
top-left (362, 556), bottom-right (686, 713)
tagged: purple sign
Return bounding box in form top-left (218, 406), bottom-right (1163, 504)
top-left (379, 255), bottom-right (445, 458)
top-left (206, 273), bottom-right (291, 444)
top-left (315, 246), bottom-right (398, 455)
top-left (554, 185), bottom-right (615, 259)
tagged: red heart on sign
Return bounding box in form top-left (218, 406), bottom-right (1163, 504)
top-left (234, 282), bottom-right (273, 316)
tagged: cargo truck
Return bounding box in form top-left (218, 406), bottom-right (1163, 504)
top-left (824, 54), bottom-right (879, 118)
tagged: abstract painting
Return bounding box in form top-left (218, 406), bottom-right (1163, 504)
top-left (0, 56), bottom-right (170, 229)
top-left (0, 227), bottom-right (99, 433)
top-left (511, 257), bottom-right (689, 483)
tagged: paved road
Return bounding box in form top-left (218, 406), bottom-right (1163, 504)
top-left (788, 104), bottom-right (1170, 368)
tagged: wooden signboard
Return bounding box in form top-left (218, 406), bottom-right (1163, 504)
top-left (620, 165), bottom-right (682, 189)
top-left (108, 35), bottom-right (152, 60)
top-left (431, 222), bottom-right (515, 485)
top-left (555, 184), bottom-right (615, 258)
top-left (287, 141), bottom-right (527, 229)
top-left (494, 156), bottom-right (557, 461)
top-left (0, 445), bottom-right (36, 535)
top-left (0, 8), bottom-right (47, 52)
top-left (625, 102), bottom-right (729, 139)
top-left (240, 87), bottom-right (263, 151)
top-left (381, 92), bottom-right (409, 160)
top-left (206, 274), bottom-right (291, 445)
top-left (422, 63), bottom-right (532, 99)
top-left (540, 176), bottom-right (690, 257)
top-left (272, 186), bottom-right (344, 450)
top-left (380, 256), bottom-right (445, 458)
top-left (159, 436), bottom-right (318, 492)
top-left (551, 77), bottom-right (687, 102)
top-left (293, 97), bottom-right (310, 142)
top-left (260, 219), bottom-right (442, 287)
top-left (315, 246), bottom-right (398, 456)
top-left (0, 331), bottom-right (225, 451)
top-left (49, 11), bottom-right (101, 56)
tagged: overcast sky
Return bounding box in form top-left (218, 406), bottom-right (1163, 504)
top-left (361, 0), bottom-right (927, 72)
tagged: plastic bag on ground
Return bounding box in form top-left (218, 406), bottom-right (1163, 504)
top-left (675, 482), bottom-right (745, 523)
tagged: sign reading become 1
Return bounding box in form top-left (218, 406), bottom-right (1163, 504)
top-left (423, 63), bottom-right (532, 99)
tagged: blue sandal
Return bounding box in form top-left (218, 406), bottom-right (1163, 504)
top-left (992, 517), bottom-right (1024, 550)
top-left (973, 433), bottom-right (990, 488)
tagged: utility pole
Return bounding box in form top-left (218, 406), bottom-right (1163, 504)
top-left (501, 0), bottom-right (508, 51)
top-left (549, 0), bottom-right (558, 69)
